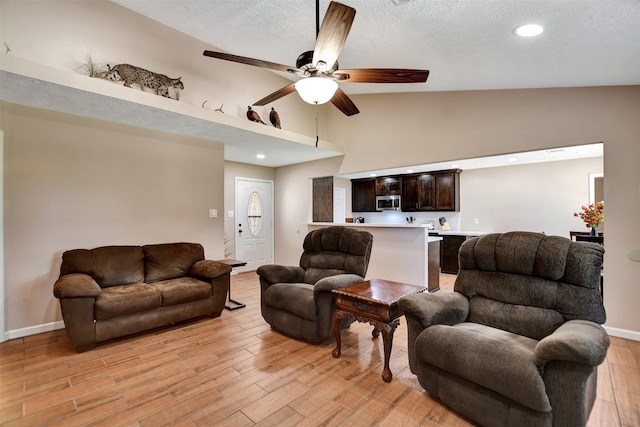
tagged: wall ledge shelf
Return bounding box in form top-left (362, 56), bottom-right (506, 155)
top-left (0, 54), bottom-right (344, 167)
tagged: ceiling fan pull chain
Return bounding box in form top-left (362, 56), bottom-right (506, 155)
top-left (315, 104), bottom-right (319, 148)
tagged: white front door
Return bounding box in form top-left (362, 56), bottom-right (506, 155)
top-left (235, 178), bottom-right (274, 272)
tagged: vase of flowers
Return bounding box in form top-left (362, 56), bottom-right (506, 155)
top-left (574, 201), bottom-right (604, 235)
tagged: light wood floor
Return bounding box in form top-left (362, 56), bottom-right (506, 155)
top-left (1, 272), bottom-right (638, 426)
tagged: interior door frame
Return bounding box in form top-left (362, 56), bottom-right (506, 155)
top-left (235, 177), bottom-right (274, 272)
top-left (0, 131), bottom-right (5, 342)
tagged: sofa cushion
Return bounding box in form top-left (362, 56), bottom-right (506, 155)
top-left (416, 322), bottom-right (551, 413)
top-left (151, 277), bottom-right (211, 306)
top-left (143, 243), bottom-right (205, 283)
top-left (95, 283), bottom-right (161, 320)
top-left (303, 267), bottom-right (346, 285)
top-left (60, 246), bottom-right (145, 288)
top-left (264, 283), bottom-right (317, 320)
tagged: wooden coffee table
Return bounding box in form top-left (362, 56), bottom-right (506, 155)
top-left (332, 278), bottom-right (427, 382)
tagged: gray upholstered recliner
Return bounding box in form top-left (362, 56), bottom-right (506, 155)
top-left (399, 231), bottom-right (608, 427)
top-left (256, 226), bottom-right (373, 342)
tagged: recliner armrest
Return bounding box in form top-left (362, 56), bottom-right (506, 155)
top-left (190, 260), bottom-right (232, 280)
top-left (534, 319), bottom-right (610, 367)
top-left (399, 292), bottom-right (469, 328)
top-left (256, 265), bottom-right (305, 285)
top-left (314, 274), bottom-right (364, 293)
top-left (53, 273), bottom-right (101, 298)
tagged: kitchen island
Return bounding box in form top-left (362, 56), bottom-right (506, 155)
top-left (308, 223), bottom-right (443, 291)
top-left (429, 230), bottom-right (492, 274)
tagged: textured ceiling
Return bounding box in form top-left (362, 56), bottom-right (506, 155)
top-left (113, 0), bottom-right (640, 95)
top-left (106, 0), bottom-right (634, 170)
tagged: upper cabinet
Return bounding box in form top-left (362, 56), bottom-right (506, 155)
top-left (375, 176), bottom-right (402, 196)
top-left (402, 169), bottom-right (461, 212)
top-left (351, 178), bottom-right (377, 212)
top-left (352, 169), bottom-right (461, 212)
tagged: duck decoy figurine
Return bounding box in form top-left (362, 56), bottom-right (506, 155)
top-left (247, 106), bottom-right (266, 125)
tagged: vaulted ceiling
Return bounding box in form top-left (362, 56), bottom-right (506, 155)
top-left (113, 0), bottom-right (640, 95)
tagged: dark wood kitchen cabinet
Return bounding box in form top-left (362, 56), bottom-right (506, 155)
top-left (312, 177), bottom-right (333, 222)
top-left (375, 176), bottom-right (402, 196)
top-left (440, 235), bottom-right (467, 274)
top-left (403, 169), bottom-right (461, 212)
top-left (351, 178), bottom-right (376, 212)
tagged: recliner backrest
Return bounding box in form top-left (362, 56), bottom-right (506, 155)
top-left (299, 226), bottom-right (373, 284)
top-left (454, 231), bottom-right (605, 340)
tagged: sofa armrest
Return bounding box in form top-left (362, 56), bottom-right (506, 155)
top-left (314, 274), bottom-right (364, 293)
top-left (399, 291), bottom-right (469, 329)
top-left (534, 319), bottom-right (610, 367)
top-left (256, 265), bottom-right (305, 285)
top-left (53, 274), bottom-right (101, 298)
top-left (190, 260), bottom-right (232, 280)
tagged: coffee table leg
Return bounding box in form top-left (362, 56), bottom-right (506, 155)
top-left (332, 310), bottom-right (345, 358)
top-left (379, 319), bottom-right (400, 382)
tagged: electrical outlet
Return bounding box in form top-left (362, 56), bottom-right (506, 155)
top-left (228, 210), bottom-right (234, 218)
top-left (473, 218), bottom-right (479, 225)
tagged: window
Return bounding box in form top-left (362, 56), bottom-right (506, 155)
top-left (247, 191), bottom-right (263, 237)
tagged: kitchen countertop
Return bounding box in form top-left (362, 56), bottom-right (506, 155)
top-left (308, 222), bottom-right (443, 242)
top-left (310, 222), bottom-right (430, 228)
top-left (309, 223), bottom-right (491, 236)
top-left (430, 230), bottom-right (493, 236)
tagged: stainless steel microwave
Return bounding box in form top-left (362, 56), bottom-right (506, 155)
top-left (376, 195), bottom-right (401, 211)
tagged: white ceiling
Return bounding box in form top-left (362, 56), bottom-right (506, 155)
top-left (58, 0), bottom-right (640, 172)
top-left (337, 142), bottom-right (603, 179)
top-left (110, 1), bottom-right (638, 170)
top-left (113, 0), bottom-right (640, 94)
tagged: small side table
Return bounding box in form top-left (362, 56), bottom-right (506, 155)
top-left (216, 259), bottom-right (247, 310)
top-left (332, 278), bottom-right (427, 382)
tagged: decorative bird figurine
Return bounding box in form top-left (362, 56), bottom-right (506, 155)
top-left (247, 106), bottom-right (266, 125)
top-left (269, 107), bottom-right (281, 129)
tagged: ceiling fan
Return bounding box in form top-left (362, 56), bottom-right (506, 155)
top-left (203, 0), bottom-right (429, 116)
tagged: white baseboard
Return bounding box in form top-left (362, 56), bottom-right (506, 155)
top-left (604, 325), bottom-right (640, 342)
top-left (4, 321), bottom-right (65, 341)
top-left (3, 320), bottom-right (639, 343)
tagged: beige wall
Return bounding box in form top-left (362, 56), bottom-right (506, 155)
top-left (1, 2), bottom-right (638, 338)
top-left (2, 103), bottom-right (226, 332)
top-left (0, 0), bottom-right (320, 136)
top-left (276, 87), bottom-right (640, 336)
top-left (459, 157), bottom-right (604, 236)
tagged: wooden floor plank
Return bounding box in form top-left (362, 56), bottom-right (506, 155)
top-left (0, 271), bottom-right (636, 426)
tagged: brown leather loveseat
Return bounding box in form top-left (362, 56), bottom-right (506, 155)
top-left (53, 242), bottom-right (231, 352)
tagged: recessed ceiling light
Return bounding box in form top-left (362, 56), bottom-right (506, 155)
top-left (514, 24), bottom-right (544, 37)
top-left (256, 154), bottom-right (265, 159)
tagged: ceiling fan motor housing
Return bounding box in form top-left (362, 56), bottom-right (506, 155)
top-left (296, 50), bottom-right (338, 75)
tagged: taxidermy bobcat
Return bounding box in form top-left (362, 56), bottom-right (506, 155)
top-left (95, 64), bottom-right (184, 99)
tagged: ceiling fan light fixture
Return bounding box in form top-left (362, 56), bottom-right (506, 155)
top-left (295, 77), bottom-right (338, 105)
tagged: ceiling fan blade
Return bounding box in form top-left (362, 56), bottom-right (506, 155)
top-left (253, 83), bottom-right (297, 106)
top-left (333, 68), bottom-right (430, 83)
top-left (313, 2), bottom-right (356, 71)
top-left (331, 87), bottom-right (360, 116)
top-left (203, 50), bottom-right (300, 74)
